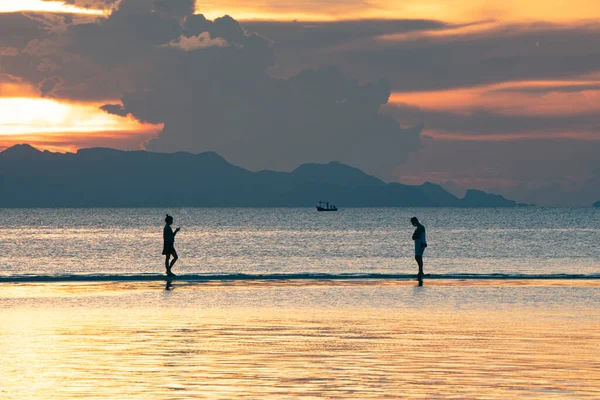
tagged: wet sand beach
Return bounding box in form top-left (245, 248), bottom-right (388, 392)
top-left (1, 279), bottom-right (599, 399)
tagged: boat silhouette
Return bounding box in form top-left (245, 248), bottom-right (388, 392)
top-left (316, 201), bottom-right (338, 211)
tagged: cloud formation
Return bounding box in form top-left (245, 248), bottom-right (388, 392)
top-left (387, 104), bottom-right (600, 139)
top-left (268, 21), bottom-right (600, 91)
top-left (0, 1), bottom-right (421, 179)
top-left (56, 0), bottom-right (118, 7)
top-left (384, 77), bottom-right (600, 205)
top-left (161, 33), bottom-right (228, 51)
top-left (2, 2), bottom-right (599, 203)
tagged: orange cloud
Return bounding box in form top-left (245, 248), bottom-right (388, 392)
top-left (368, 0), bottom-right (600, 23)
top-left (421, 130), bottom-right (600, 141)
top-left (196, 0), bottom-right (600, 22)
top-left (3, 0), bottom-right (599, 22)
top-left (389, 79), bottom-right (600, 117)
top-left (0, 81), bottom-right (40, 97)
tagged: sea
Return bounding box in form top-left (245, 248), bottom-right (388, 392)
top-left (1, 208), bottom-right (599, 398)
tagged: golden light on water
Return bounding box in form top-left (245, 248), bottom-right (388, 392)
top-left (1, 282), bottom-right (599, 398)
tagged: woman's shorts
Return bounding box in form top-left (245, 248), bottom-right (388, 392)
top-left (162, 242), bottom-right (176, 256)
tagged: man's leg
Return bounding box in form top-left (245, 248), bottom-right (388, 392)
top-left (165, 254), bottom-right (171, 273)
top-left (415, 255), bottom-right (424, 276)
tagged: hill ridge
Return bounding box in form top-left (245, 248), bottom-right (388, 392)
top-left (0, 144), bottom-right (518, 208)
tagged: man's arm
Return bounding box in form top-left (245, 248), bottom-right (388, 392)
top-left (412, 226), bottom-right (424, 240)
top-left (174, 227), bottom-right (181, 236)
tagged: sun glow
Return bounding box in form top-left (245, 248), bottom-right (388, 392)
top-left (0, 95), bottom-right (161, 152)
top-left (195, 0), bottom-right (600, 22)
top-left (198, 9), bottom-right (338, 22)
top-left (0, 0), bottom-right (106, 15)
top-left (0, 97), bottom-right (156, 135)
top-left (1, 0), bottom-right (597, 23)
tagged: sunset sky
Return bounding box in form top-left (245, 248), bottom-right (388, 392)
top-left (1, 0), bottom-right (599, 205)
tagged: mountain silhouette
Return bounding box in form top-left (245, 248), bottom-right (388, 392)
top-left (0, 144), bottom-right (518, 208)
top-left (460, 189), bottom-right (520, 207)
top-left (1, 143), bottom-right (46, 160)
top-left (594, 201), bottom-right (600, 207)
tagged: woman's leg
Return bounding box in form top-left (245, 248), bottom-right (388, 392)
top-left (168, 250), bottom-right (178, 275)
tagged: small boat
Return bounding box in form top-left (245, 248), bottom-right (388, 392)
top-left (316, 201), bottom-right (338, 211)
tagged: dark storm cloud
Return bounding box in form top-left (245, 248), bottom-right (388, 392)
top-left (65, 3), bottom-right (183, 66)
top-left (48, 0), bottom-right (119, 8)
top-left (100, 103), bottom-right (128, 116)
top-left (5, 2), bottom-right (598, 190)
top-left (251, 21), bottom-right (600, 91)
top-left (37, 75), bottom-right (64, 95)
top-left (108, 35), bottom-right (419, 177)
top-left (0, 13), bottom-right (51, 48)
top-left (216, 19), bottom-right (600, 207)
top-left (75, 1), bottom-right (423, 178)
top-left (242, 19), bottom-right (485, 79)
top-left (387, 104), bottom-right (600, 137)
top-left (1, 4), bottom-right (271, 100)
top-left (242, 19), bottom-right (448, 76)
top-left (131, 63), bottom-right (421, 178)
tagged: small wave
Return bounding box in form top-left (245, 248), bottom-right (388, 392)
top-left (0, 273), bottom-right (599, 283)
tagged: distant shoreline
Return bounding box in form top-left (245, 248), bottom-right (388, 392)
top-left (1, 272), bottom-right (599, 283)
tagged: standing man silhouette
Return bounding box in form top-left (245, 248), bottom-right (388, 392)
top-left (411, 217), bottom-right (427, 278)
top-left (163, 214), bottom-right (180, 277)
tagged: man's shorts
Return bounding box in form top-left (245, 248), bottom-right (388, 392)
top-left (415, 241), bottom-right (426, 257)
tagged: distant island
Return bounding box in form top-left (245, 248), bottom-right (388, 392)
top-left (594, 201), bottom-right (600, 208)
top-left (0, 144), bottom-right (519, 208)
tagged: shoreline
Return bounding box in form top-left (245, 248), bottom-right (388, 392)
top-left (1, 272), bottom-right (600, 283)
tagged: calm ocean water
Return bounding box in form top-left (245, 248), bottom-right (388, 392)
top-left (1, 208), bottom-right (600, 398)
top-left (0, 207), bottom-right (599, 277)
